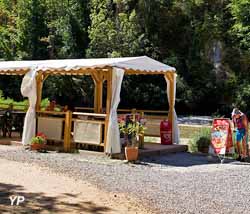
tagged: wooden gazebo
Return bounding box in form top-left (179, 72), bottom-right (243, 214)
top-left (0, 56), bottom-right (179, 154)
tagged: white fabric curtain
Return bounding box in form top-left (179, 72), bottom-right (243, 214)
top-left (105, 68), bottom-right (125, 154)
top-left (21, 69), bottom-right (37, 145)
top-left (166, 73), bottom-right (180, 144)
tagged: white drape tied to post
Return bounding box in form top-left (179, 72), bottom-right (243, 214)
top-left (106, 68), bottom-right (125, 154)
top-left (21, 69), bottom-right (37, 145)
top-left (166, 73), bottom-right (180, 144)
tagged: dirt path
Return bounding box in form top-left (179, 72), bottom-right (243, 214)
top-left (0, 158), bottom-right (151, 214)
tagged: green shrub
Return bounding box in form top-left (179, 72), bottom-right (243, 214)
top-left (0, 97), bottom-right (28, 110)
top-left (0, 97), bottom-right (50, 111)
top-left (40, 98), bottom-right (50, 110)
top-left (188, 127), bottom-right (211, 153)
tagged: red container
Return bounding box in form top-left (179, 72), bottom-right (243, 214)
top-left (160, 120), bottom-right (172, 145)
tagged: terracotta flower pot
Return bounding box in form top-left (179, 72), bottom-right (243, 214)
top-left (125, 146), bottom-right (138, 161)
top-left (30, 143), bottom-right (46, 151)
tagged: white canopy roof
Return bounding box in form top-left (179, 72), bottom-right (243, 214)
top-left (0, 56), bottom-right (175, 74)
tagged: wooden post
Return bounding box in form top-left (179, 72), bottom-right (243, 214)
top-left (93, 79), bottom-right (98, 113)
top-left (36, 73), bottom-right (49, 111)
top-left (36, 73), bottom-right (43, 111)
top-left (64, 110), bottom-right (72, 152)
top-left (104, 69), bottom-right (112, 151)
top-left (94, 81), bottom-right (103, 113)
top-left (139, 111), bottom-right (145, 149)
top-left (164, 72), bottom-right (175, 143)
top-left (97, 80), bottom-right (103, 113)
top-left (92, 71), bottom-right (103, 113)
top-left (132, 108), bottom-right (136, 121)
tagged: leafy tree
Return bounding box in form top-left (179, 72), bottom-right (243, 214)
top-left (0, 0), bottom-right (17, 59)
top-left (87, 0), bottom-right (145, 57)
top-left (234, 83), bottom-right (250, 112)
top-left (16, 0), bottom-right (48, 59)
top-left (0, 76), bottom-right (23, 101)
top-left (230, 0), bottom-right (250, 51)
top-left (45, 0), bottom-right (90, 58)
top-left (0, 0), bottom-right (250, 115)
top-left (42, 75), bottom-right (94, 108)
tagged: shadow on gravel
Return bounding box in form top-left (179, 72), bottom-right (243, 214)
top-left (140, 152), bottom-right (242, 167)
top-left (0, 183), bottom-right (111, 214)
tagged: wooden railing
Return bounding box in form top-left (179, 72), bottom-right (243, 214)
top-left (74, 107), bottom-right (94, 112)
top-left (36, 110), bottom-right (108, 152)
top-left (36, 111), bottom-right (69, 151)
top-left (118, 108), bottom-right (168, 114)
top-left (35, 107), bottom-right (169, 152)
top-left (37, 110), bottom-right (66, 115)
top-left (72, 112), bottom-right (106, 118)
top-left (72, 112), bottom-right (106, 147)
top-left (75, 107), bottom-right (168, 117)
top-left (75, 107), bottom-right (169, 138)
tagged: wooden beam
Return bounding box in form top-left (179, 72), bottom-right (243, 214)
top-left (37, 110), bottom-right (66, 115)
top-left (72, 112), bottom-right (106, 117)
top-left (91, 70), bottom-right (102, 83)
top-left (40, 67), bottom-right (110, 76)
top-left (72, 119), bottom-right (105, 125)
top-left (124, 69), bottom-right (175, 75)
top-left (0, 67), bottom-right (176, 76)
top-left (75, 107), bottom-right (94, 112)
top-left (43, 73), bottom-right (50, 81)
top-left (0, 69), bottom-right (29, 76)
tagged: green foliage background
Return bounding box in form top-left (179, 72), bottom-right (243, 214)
top-left (0, 0), bottom-right (250, 116)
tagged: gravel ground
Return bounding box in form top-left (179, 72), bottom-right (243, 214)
top-left (0, 145), bottom-right (250, 214)
top-left (0, 158), bottom-right (150, 214)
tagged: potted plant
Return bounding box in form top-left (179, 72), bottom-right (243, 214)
top-left (30, 132), bottom-right (47, 151)
top-left (188, 127), bottom-right (211, 153)
top-left (197, 137), bottom-right (210, 153)
top-left (119, 116), bottom-right (146, 161)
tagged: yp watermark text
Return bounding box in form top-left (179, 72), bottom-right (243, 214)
top-left (9, 195), bottom-right (25, 206)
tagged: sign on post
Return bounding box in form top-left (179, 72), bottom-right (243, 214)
top-left (210, 118), bottom-right (234, 155)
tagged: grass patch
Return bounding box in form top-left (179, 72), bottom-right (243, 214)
top-left (144, 125), bottom-right (212, 145)
top-left (179, 125), bottom-right (211, 139)
top-left (144, 136), bottom-right (160, 143)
